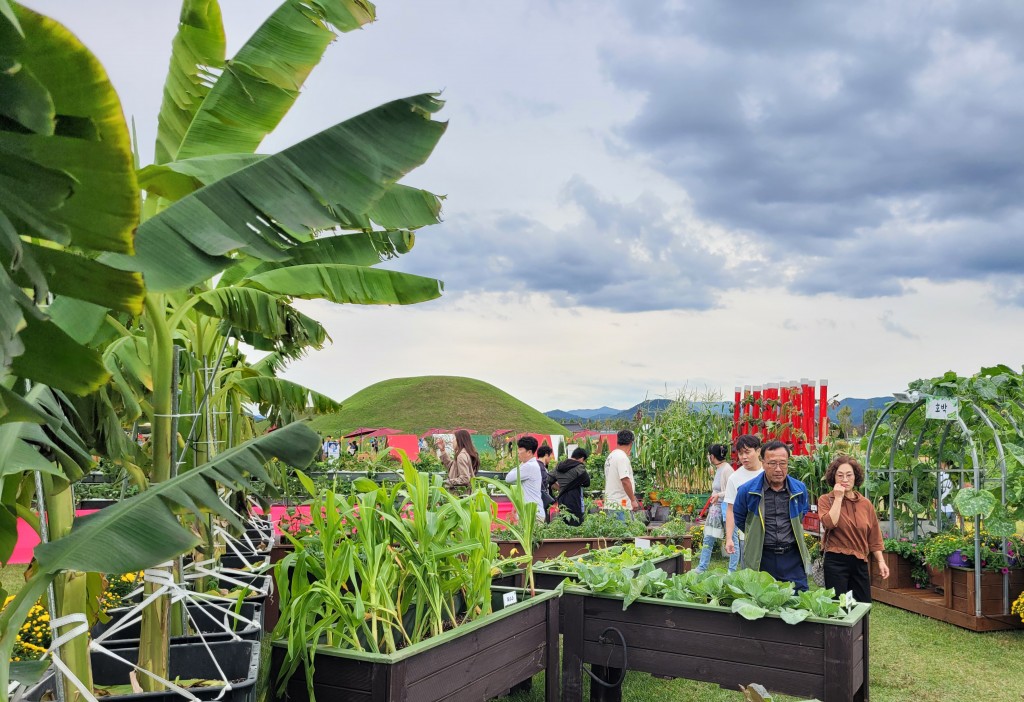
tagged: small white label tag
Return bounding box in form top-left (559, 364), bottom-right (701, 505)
top-left (926, 396), bottom-right (958, 421)
top-left (502, 591), bottom-right (517, 607)
top-left (635, 538), bottom-right (651, 550)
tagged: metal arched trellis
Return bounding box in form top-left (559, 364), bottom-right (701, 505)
top-left (865, 396), bottom-right (1012, 619)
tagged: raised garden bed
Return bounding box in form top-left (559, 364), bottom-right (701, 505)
top-left (870, 554), bottom-right (1024, 631)
top-left (561, 588), bottom-right (871, 702)
top-left (269, 587), bottom-right (560, 701)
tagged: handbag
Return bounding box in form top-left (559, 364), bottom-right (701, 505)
top-left (811, 524), bottom-right (829, 587)
top-left (703, 501), bottom-right (724, 539)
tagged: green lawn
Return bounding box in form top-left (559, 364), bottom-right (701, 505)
top-left (4, 560), bottom-right (1022, 702)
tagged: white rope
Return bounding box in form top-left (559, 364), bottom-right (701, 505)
top-left (34, 562), bottom-right (264, 702)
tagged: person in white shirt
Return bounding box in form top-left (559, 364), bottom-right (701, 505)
top-left (604, 430), bottom-right (640, 518)
top-left (723, 434), bottom-right (764, 571)
top-left (505, 436), bottom-right (546, 523)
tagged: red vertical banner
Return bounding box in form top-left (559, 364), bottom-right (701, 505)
top-left (733, 387), bottom-right (741, 444)
top-left (742, 385), bottom-right (751, 435)
top-left (819, 378), bottom-right (829, 444)
top-left (752, 385), bottom-right (762, 442)
top-left (791, 381), bottom-right (804, 455)
top-left (765, 383), bottom-right (777, 441)
top-left (780, 382), bottom-right (791, 445)
top-left (803, 379), bottom-right (815, 453)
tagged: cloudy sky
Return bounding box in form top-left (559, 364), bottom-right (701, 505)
top-left (28, 1), bottom-right (1024, 412)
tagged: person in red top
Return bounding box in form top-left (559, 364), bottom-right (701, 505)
top-left (817, 455), bottom-right (889, 602)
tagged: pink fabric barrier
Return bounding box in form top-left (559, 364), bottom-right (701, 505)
top-left (9, 510), bottom-right (99, 565)
top-left (261, 500), bottom-right (518, 534)
top-left (8, 498), bottom-right (524, 565)
top-left (386, 434), bottom-right (421, 461)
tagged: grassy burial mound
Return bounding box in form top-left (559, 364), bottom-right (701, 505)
top-left (308, 376), bottom-right (567, 437)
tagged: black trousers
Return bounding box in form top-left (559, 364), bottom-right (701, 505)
top-left (823, 552), bottom-right (871, 603)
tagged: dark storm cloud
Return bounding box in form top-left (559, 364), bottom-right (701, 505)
top-left (604, 1), bottom-right (1024, 300)
top-left (389, 178), bottom-right (732, 313)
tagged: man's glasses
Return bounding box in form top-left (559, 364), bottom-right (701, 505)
top-left (764, 461), bottom-right (789, 469)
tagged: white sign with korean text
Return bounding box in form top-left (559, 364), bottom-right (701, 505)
top-left (925, 396), bottom-right (958, 421)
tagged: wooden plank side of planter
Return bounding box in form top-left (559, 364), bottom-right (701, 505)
top-left (562, 593), bottom-right (867, 702)
top-left (401, 620), bottom-right (546, 699)
top-left (401, 599), bottom-right (547, 679)
top-left (579, 640), bottom-right (825, 701)
top-left (270, 645), bottom-right (375, 699)
top-left (580, 594), bottom-right (826, 648)
top-left (823, 620), bottom-right (865, 701)
top-left (580, 618), bottom-right (826, 672)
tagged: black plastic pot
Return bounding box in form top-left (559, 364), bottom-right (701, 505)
top-left (25, 640), bottom-right (259, 702)
top-left (186, 553), bottom-right (270, 571)
top-left (79, 498), bottom-right (118, 510)
top-left (198, 573), bottom-right (272, 605)
top-left (92, 602), bottom-right (262, 647)
top-left (82, 470), bottom-right (111, 484)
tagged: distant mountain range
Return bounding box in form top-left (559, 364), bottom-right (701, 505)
top-left (546, 396), bottom-right (893, 427)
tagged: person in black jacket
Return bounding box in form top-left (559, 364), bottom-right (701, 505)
top-left (550, 448), bottom-right (591, 525)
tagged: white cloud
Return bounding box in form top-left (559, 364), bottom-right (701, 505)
top-left (24, 0), bottom-right (1024, 410)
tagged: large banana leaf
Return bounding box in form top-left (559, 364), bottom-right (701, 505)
top-left (0, 387), bottom-right (96, 531)
top-left (215, 230), bottom-right (416, 290)
top-left (33, 420), bottom-right (319, 573)
top-left (153, 0), bottom-right (225, 165)
top-left (10, 316), bottom-right (109, 395)
top-left (226, 375), bottom-right (341, 416)
top-left (193, 286), bottom-right (327, 351)
top-left (174, 0), bottom-right (376, 160)
top-left (0, 4), bottom-right (140, 398)
top-left (0, 5), bottom-right (138, 255)
top-left (139, 155), bottom-right (443, 231)
top-left (122, 94), bottom-right (447, 291)
top-left (246, 263), bottom-right (443, 305)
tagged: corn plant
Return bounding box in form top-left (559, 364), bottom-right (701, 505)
top-left (476, 476), bottom-right (538, 595)
top-left (633, 387), bottom-right (732, 492)
top-left (273, 459), bottom-right (497, 700)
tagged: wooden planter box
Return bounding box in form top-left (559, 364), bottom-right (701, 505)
top-left (870, 551), bottom-right (914, 590)
top-left (561, 588), bottom-right (871, 702)
top-left (494, 535), bottom-right (690, 561)
top-left (945, 566), bottom-right (1024, 617)
top-left (270, 588), bottom-right (560, 701)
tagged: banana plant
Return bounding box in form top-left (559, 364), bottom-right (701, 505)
top-left (0, 421), bottom-right (321, 696)
top-left (3, 0), bottom-right (451, 698)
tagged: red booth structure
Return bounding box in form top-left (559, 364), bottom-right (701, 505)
top-left (732, 378), bottom-right (829, 456)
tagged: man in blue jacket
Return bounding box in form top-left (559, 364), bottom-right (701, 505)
top-left (730, 440), bottom-right (812, 591)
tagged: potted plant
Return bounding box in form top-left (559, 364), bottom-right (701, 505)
top-left (269, 464), bottom-right (560, 701)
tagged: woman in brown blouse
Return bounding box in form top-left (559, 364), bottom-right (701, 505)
top-left (817, 455), bottom-right (889, 602)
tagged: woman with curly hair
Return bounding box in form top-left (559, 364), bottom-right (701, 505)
top-left (817, 455), bottom-right (889, 602)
